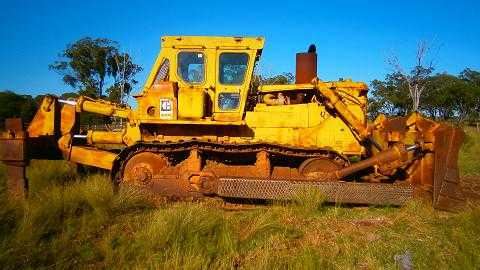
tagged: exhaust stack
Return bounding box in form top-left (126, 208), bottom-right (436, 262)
top-left (296, 44), bottom-right (317, 83)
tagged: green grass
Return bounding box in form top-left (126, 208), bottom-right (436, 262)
top-left (0, 128), bottom-right (478, 269)
top-left (459, 127), bottom-right (480, 175)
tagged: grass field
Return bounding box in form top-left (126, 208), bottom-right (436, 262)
top-left (459, 127), bottom-right (480, 176)
top-left (0, 129), bottom-right (479, 269)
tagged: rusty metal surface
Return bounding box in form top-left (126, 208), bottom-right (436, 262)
top-left (296, 52), bottom-right (317, 84)
top-left (337, 144), bottom-right (409, 179)
top-left (123, 152), bottom-right (169, 185)
top-left (0, 138), bottom-right (25, 161)
top-left (111, 141), bottom-right (348, 185)
top-left (299, 157), bottom-right (342, 179)
top-left (112, 141), bottom-right (348, 185)
top-left (115, 140), bottom-right (348, 160)
top-left (1, 118), bottom-right (28, 198)
top-left (217, 178), bottom-right (414, 206)
top-left (112, 143), bottom-right (347, 199)
top-left (1, 118), bottom-right (26, 161)
top-left (149, 176), bottom-right (202, 199)
top-left (104, 125), bottom-right (463, 210)
top-left (116, 148), bottom-right (199, 198)
top-left (111, 141), bottom-right (418, 207)
top-left (372, 113), bottom-right (467, 211)
top-left (5, 118), bottom-right (23, 132)
top-left (432, 125), bottom-right (466, 211)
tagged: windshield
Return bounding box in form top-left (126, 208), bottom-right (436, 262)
top-left (219, 53), bottom-right (249, 85)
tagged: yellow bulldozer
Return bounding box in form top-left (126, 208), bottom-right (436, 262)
top-left (0, 36), bottom-right (466, 210)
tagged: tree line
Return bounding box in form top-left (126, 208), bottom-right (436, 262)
top-left (369, 68), bottom-right (480, 122)
top-left (369, 41), bottom-right (479, 123)
top-left (1, 37), bottom-right (479, 128)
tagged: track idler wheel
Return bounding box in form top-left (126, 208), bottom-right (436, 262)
top-left (123, 152), bottom-right (169, 186)
top-left (299, 157), bottom-right (342, 180)
top-left (121, 151), bottom-right (201, 199)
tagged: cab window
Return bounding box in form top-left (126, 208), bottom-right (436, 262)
top-left (219, 53), bottom-right (249, 85)
top-left (177, 52), bottom-right (205, 84)
top-left (153, 59), bottom-right (169, 84)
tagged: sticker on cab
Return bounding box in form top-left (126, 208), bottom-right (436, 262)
top-left (160, 99), bottom-right (173, 120)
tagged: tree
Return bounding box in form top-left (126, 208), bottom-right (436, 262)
top-left (459, 68), bottom-right (480, 120)
top-left (0, 91), bottom-right (38, 129)
top-left (424, 74), bottom-right (463, 120)
top-left (49, 38), bottom-right (142, 101)
top-left (368, 72), bottom-right (411, 119)
top-left (450, 81), bottom-right (479, 122)
top-left (387, 41), bottom-right (435, 111)
top-left (460, 68), bottom-right (480, 87)
top-left (259, 73), bottom-right (295, 85)
top-left (106, 53), bottom-right (142, 104)
top-left (59, 92), bottom-right (79, 100)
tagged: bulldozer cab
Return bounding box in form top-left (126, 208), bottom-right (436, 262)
top-left (138, 36), bottom-right (264, 123)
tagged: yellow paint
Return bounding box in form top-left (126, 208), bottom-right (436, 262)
top-left (27, 96), bottom-right (56, 137)
top-left (178, 88), bottom-right (205, 119)
top-left (69, 146), bottom-right (116, 170)
top-left (87, 131), bottom-right (124, 145)
top-left (139, 36), bottom-right (263, 123)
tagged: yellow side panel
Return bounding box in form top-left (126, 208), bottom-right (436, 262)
top-left (136, 82), bottom-right (179, 120)
top-left (307, 103), bottom-right (324, 127)
top-left (246, 112), bottom-right (308, 128)
top-left (247, 103), bottom-right (363, 155)
top-left (307, 117), bottom-right (363, 154)
top-left (246, 104), bottom-right (309, 128)
top-left (178, 89), bottom-right (205, 119)
top-left (246, 103), bottom-right (326, 128)
top-left (253, 128), bottom-right (299, 145)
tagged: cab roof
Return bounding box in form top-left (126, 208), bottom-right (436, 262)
top-left (161, 36), bottom-right (265, 50)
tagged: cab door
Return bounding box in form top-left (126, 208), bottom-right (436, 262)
top-left (173, 48), bottom-right (216, 120)
top-left (213, 50), bottom-right (254, 122)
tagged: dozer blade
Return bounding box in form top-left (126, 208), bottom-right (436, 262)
top-left (217, 178), bottom-right (414, 206)
top-left (432, 125), bottom-right (466, 211)
top-left (377, 113), bottom-right (466, 211)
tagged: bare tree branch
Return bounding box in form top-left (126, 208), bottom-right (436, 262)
top-left (387, 40), bottom-right (436, 111)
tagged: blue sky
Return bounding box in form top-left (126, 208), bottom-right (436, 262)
top-left (1, 0), bottom-right (479, 97)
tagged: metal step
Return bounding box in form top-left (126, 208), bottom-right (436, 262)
top-left (217, 178), bottom-right (414, 206)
